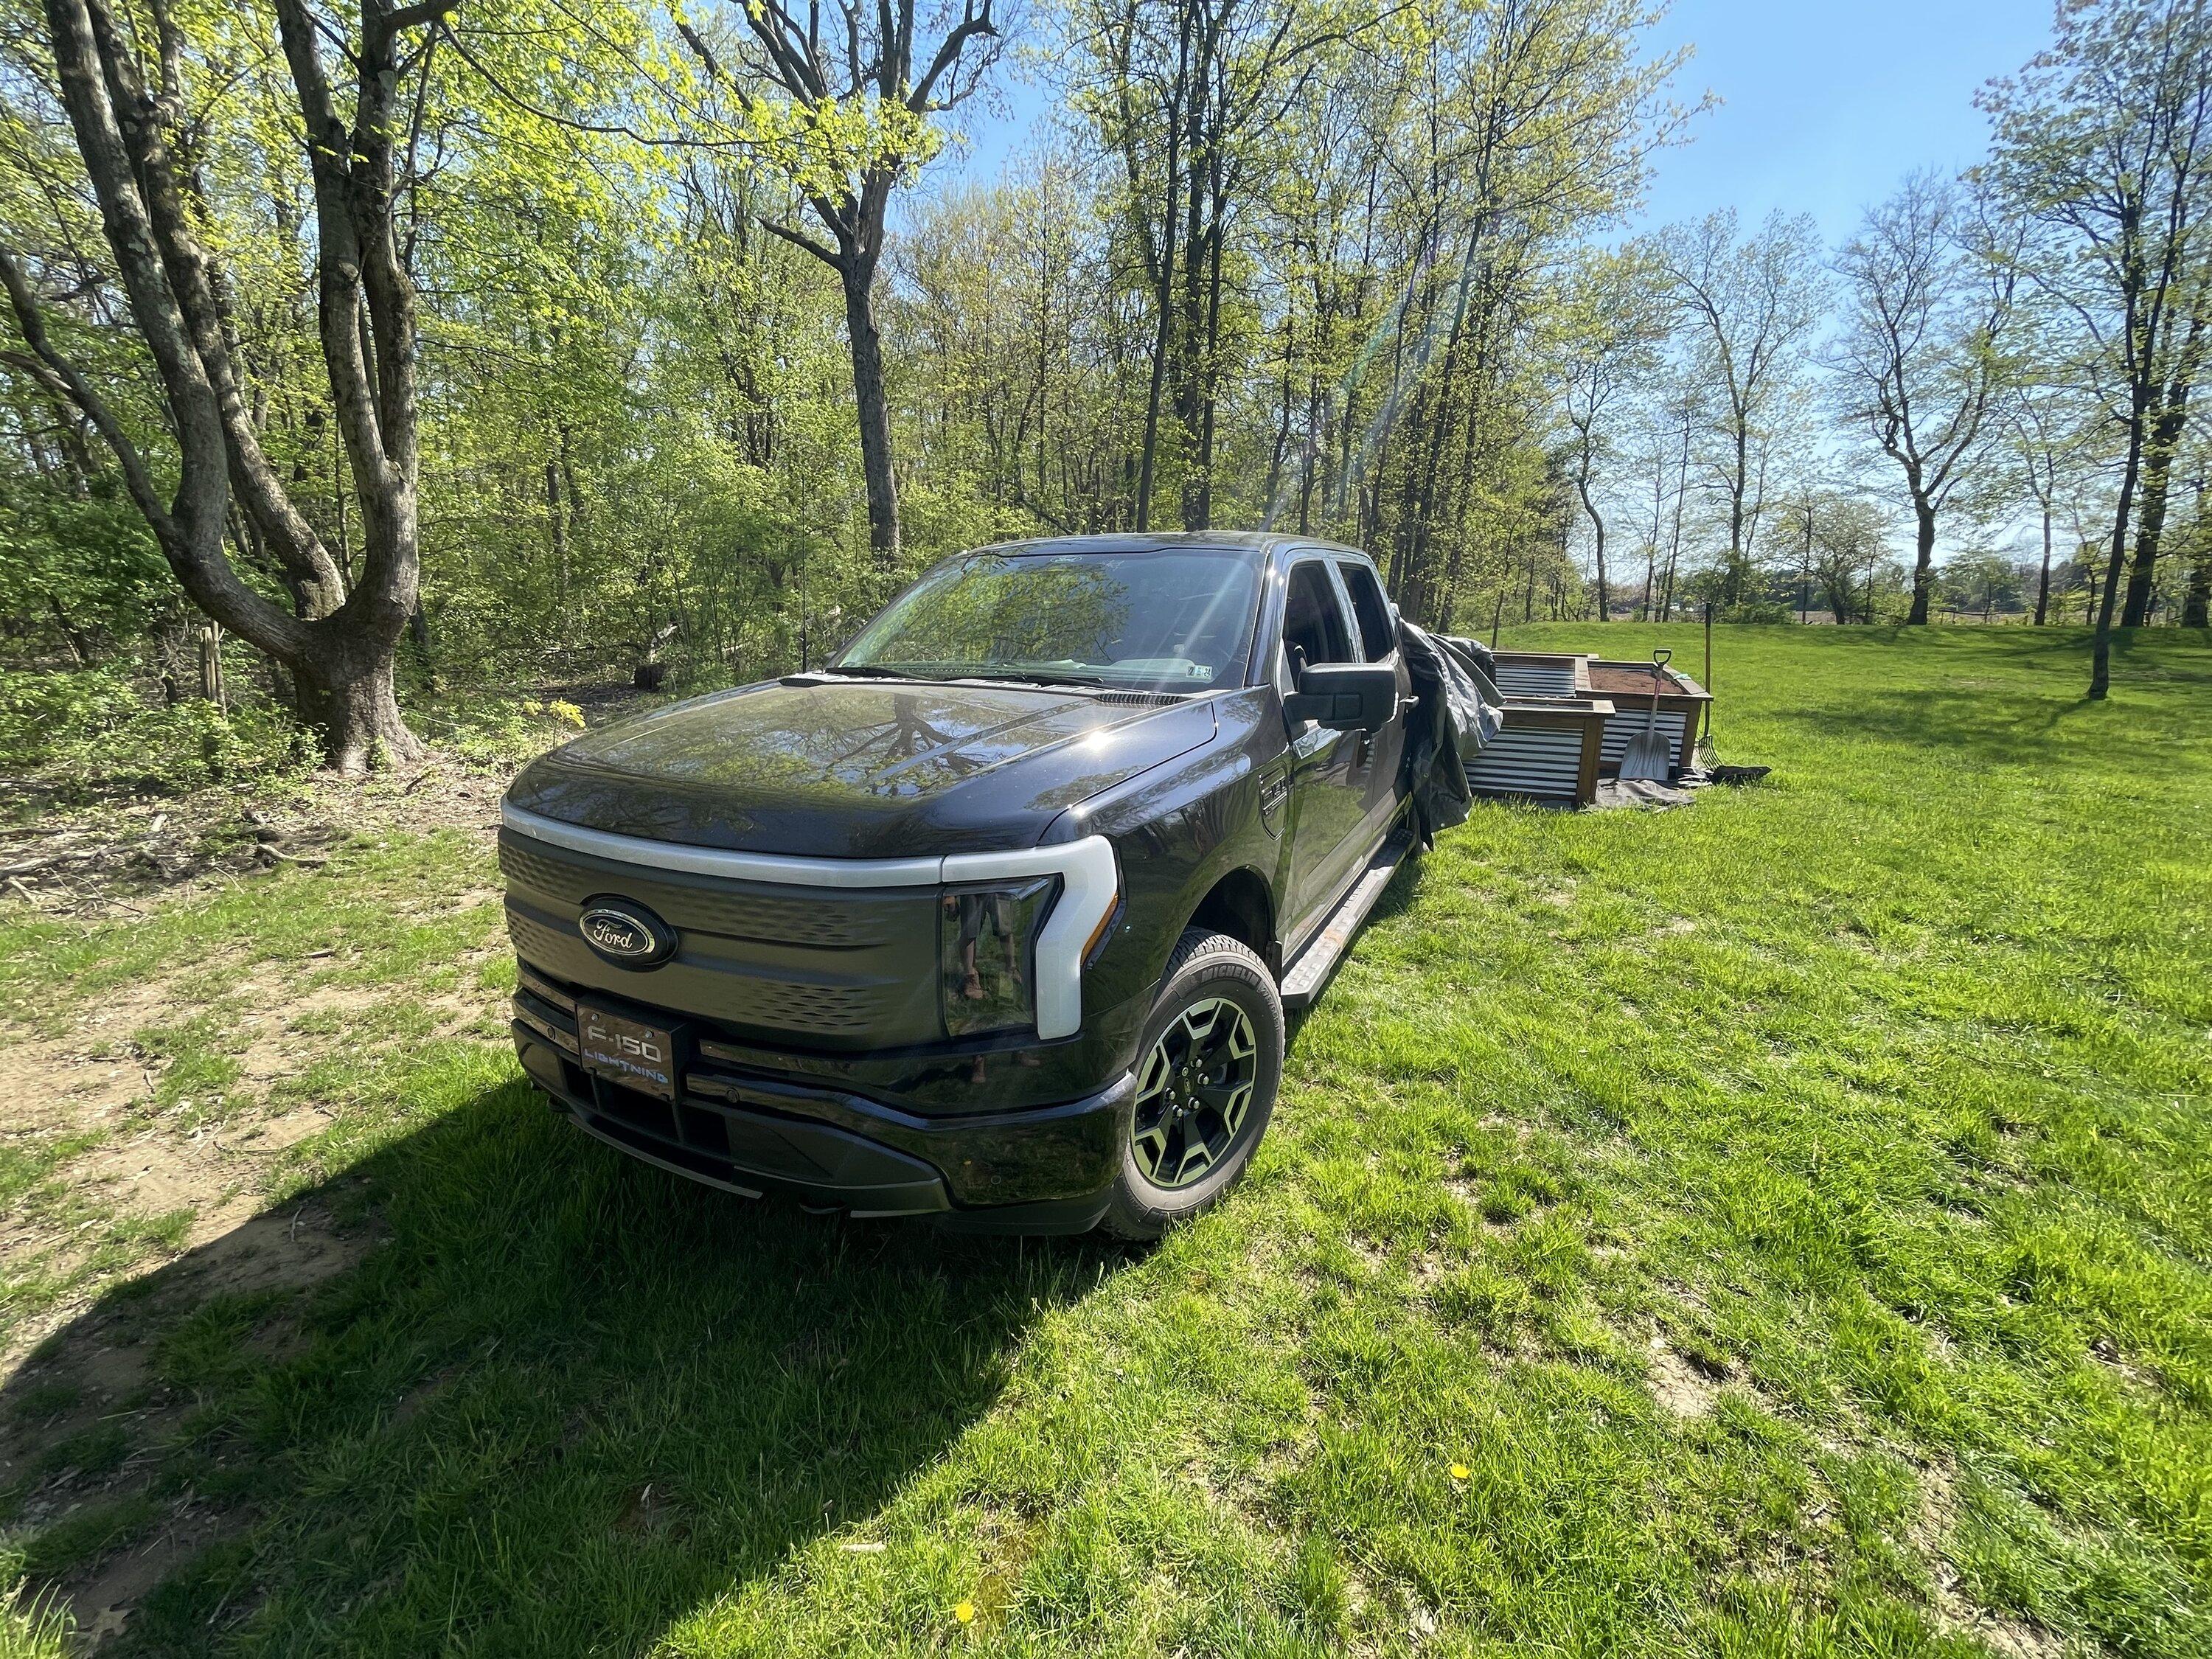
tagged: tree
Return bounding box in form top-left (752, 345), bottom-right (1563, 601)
top-left (1067, 0), bottom-right (1353, 532)
top-left (1832, 173), bottom-right (2019, 625)
top-left (2004, 374), bottom-right (2104, 625)
top-left (1938, 548), bottom-right (2025, 620)
top-left (0, 0), bottom-right (468, 768)
top-left (1802, 490), bottom-right (1888, 625)
top-left (1982, 0), bottom-right (2212, 695)
top-left (2181, 473), bottom-right (2212, 623)
top-left (678, 0), bottom-right (1007, 568)
top-left (1557, 246), bottom-right (1663, 622)
top-left (1657, 209), bottom-right (1826, 610)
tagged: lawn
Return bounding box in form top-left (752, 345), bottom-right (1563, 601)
top-left (1, 625), bottom-right (2208, 1658)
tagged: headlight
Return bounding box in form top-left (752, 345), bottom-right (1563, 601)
top-left (939, 877), bottom-right (1057, 1037)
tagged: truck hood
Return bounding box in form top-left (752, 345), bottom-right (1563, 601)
top-left (504, 677), bottom-right (1219, 858)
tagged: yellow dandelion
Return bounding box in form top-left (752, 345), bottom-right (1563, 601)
top-left (954, 1600), bottom-right (975, 1624)
top-left (1450, 1462), bottom-right (1470, 1481)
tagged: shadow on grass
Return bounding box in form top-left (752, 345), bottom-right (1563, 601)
top-left (2, 1077), bottom-right (1124, 1653)
top-left (1765, 681), bottom-right (2125, 770)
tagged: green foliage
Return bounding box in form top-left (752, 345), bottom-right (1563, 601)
top-left (408, 692), bottom-right (592, 767)
top-left (0, 665), bottom-right (313, 803)
top-left (0, 476), bottom-right (167, 659)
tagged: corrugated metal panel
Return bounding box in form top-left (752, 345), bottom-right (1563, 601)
top-left (1599, 711), bottom-right (1686, 765)
top-left (1467, 726), bottom-right (1583, 799)
top-left (1493, 661), bottom-right (1578, 696)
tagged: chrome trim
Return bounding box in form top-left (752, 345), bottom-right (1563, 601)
top-left (499, 803), bottom-right (1121, 1042)
top-left (501, 803), bottom-right (942, 888)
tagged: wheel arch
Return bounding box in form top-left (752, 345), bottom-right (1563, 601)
top-left (1181, 865), bottom-right (1280, 977)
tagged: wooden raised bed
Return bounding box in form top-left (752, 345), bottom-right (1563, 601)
top-left (1488, 651), bottom-right (1590, 700)
top-left (1464, 698), bottom-right (1614, 808)
top-left (1583, 659), bottom-right (1711, 778)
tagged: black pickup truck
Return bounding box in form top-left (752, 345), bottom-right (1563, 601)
top-left (499, 532), bottom-right (1431, 1237)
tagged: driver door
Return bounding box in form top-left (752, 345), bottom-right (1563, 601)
top-left (1278, 559), bottom-right (1370, 940)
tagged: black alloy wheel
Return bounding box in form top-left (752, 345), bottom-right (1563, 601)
top-left (1101, 928), bottom-right (1284, 1241)
top-left (1130, 996), bottom-right (1259, 1189)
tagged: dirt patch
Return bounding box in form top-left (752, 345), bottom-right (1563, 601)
top-left (0, 754), bottom-right (514, 1374)
top-left (1585, 663), bottom-right (1697, 698)
top-left (0, 748), bottom-right (515, 922)
top-left (1646, 1335), bottom-right (1723, 1419)
top-left (181, 1200), bottom-right (372, 1299)
top-left (0, 1038), bottom-right (150, 1138)
top-left (58, 1501), bottom-right (253, 1649)
top-left (1909, 1455), bottom-right (2065, 1659)
top-left (1, 1198), bottom-right (373, 1642)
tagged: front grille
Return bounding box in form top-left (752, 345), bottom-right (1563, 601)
top-left (498, 838), bottom-right (891, 947)
top-left (514, 969), bottom-right (762, 1185)
top-left (499, 827), bottom-right (940, 1048)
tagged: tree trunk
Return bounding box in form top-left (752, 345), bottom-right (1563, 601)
top-left (2125, 381), bottom-right (2191, 626)
top-left (545, 456), bottom-right (567, 601)
top-left (1905, 497), bottom-right (1937, 625)
top-left (2090, 410), bottom-right (2146, 700)
top-left (1184, 196), bottom-right (1226, 532)
top-left (199, 619), bottom-right (223, 706)
top-left (296, 649), bottom-right (419, 774)
top-left (1798, 501), bottom-right (1812, 625)
top-left (840, 263), bottom-right (900, 568)
top-left (1575, 472), bottom-right (1607, 622)
top-left (1725, 421), bottom-right (1748, 606)
top-left (2185, 538), bottom-right (2211, 627)
top-left (1132, 23), bottom-right (1187, 535)
top-left (2126, 307), bottom-right (2205, 626)
top-left (2034, 505), bottom-right (2053, 627)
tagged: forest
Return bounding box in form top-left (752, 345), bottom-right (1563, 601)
top-left (0, 0), bottom-right (2205, 779)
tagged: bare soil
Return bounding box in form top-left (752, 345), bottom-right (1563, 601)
top-left (0, 755), bottom-right (505, 922)
top-left (0, 748), bottom-right (529, 1644)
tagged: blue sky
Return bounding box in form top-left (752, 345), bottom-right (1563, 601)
top-left (1634, 0), bottom-right (2054, 242)
top-left (945, 0), bottom-right (2057, 246)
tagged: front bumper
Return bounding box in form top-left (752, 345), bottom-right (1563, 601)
top-left (510, 971), bottom-right (1129, 1234)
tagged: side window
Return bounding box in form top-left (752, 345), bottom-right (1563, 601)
top-left (1281, 560), bottom-right (1354, 679)
top-left (1338, 561), bottom-right (1396, 661)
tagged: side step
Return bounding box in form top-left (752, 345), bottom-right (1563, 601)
top-left (1279, 829), bottom-right (1415, 1011)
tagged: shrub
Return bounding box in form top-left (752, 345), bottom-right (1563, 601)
top-left (0, 665), bottom-right (313, 801)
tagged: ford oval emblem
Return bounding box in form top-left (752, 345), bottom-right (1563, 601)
top-left (578, 899), bottom-right (677, 969)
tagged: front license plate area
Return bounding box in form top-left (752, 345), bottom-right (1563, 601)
top-left (577, 1004), bottom-right (679, 1100)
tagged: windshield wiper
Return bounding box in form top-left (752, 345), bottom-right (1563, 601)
top-left (956, 669), bottom-right (1111, 689)
top-left (821, 662), bottom-right (940, 681)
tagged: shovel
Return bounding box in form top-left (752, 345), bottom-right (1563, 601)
top-left (1619, 647), bottom-right (1674, 782)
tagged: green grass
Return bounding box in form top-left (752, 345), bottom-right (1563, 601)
top-left (1, 625), bottom-right (2208, 1657)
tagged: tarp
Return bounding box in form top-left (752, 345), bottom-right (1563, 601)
top-left (1397, 621), bottom-right (1503, 835)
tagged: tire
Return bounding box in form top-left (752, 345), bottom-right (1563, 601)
top-left (1100, 928), bottom-right (1284, 1241)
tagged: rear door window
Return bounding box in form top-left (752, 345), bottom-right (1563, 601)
top-left (1338, 560), bottom-right (1396, 661)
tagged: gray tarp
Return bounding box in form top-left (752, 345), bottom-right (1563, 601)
top-left (1397, 621), bottom-right (1503, 835)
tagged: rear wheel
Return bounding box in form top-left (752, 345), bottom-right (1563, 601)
top-left (1101, 928), bottom-right (1284, 1241)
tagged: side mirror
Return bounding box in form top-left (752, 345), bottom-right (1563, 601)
top-left (1283, 661), bottom-right (1397, 733)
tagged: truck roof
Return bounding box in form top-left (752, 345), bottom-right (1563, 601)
top-left (964, 530), bottom-right (1372, 567)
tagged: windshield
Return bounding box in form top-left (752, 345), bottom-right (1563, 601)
top-left (835, 547), bottom-right (1262, 692)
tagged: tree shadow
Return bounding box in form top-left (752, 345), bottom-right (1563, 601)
top-left (1, 1079), bottom-right (1126, 1652)
top-left (1764, 682), bottom-right (2110, 770)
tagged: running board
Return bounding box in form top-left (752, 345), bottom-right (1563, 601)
top-left (1279, 829), bottom-right (1415, 1011)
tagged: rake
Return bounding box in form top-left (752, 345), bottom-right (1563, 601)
top-left (1694, 602), bottom-right (1719, 769)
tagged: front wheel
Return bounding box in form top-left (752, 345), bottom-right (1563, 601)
top-left (1100, 928), bottom-right (1284, 1241)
